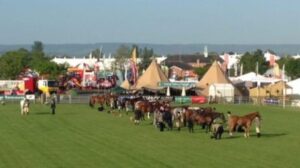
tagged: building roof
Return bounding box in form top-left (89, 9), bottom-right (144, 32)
top-left (167, 62), bottom-right (193, 70)
top-left (165, 54), bottom-right (222, 64)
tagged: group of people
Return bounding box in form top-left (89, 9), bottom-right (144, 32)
top-left (155, 105), bottom-right (173, 132)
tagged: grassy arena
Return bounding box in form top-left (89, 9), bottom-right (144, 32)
top-left (0, 103), bottom-right (299, 168)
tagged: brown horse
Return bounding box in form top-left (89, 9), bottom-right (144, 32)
top-left (107, 94), bottom-right (119, 109)
top-left (89, 95), bottom-right (107, 108)
top-left (194, 111), bottom-right (225, 133)
top-left (228, 111), bottom-right (261, 138)
top-left (123, 96), bottom-right (144, 111)
top-left (134, 100), bottom-right (165, 119)
top-left (184, 107), bottom-right (225, 133)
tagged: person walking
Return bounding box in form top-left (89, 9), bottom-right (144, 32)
top-left (50, 97), bottom-right (56, 115)
top-left (210, 117), bottom-right (224, 140)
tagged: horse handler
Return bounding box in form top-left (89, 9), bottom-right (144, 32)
top-left (157, 111), bottom-right (165, 132)
top-left (254, 116), bottom-right (261, 137)
top-left (210, 117), bottom-right (224, 140)
top-left (50, 97), bottom-right (56, 115)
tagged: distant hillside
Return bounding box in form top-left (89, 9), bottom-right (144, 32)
top-left (1, 43), bottom-right (300, 57)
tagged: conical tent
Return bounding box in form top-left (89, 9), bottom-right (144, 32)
top-left (196, 61), bottom-right (233, 96)
top-left (120, 80), bottom-right (132, 90)
top-left (135, 59), bottom-right (169, 90)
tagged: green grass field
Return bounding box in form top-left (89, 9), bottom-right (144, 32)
top-left (0, 103), bottom-right (299, 168)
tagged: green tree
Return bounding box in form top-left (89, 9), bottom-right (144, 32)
top-left (193, 65), bottom-right (209, 80)
top-left (286, 58), bottom-right (300, 79)
top-left (0, 41), bottom-right (68, 80)
top-left (30, 41), bottom-right (48, 71)
top-left (139, 47), bottom-right (154, 72)
top-left (92, 48), bottom-right (103, 60)
top-left (113, 45), bottom-right (131, 70)
top-left (0, 49), bottom-right (30, 79)
top-left (277, 55), bottom-right (291, 68)
top-left (239, 49), bottom-right (268, 74)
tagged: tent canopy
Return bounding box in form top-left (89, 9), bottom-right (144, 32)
top-left (231, 72), bottom-right (280, 84)
top-left (120, 59), bottom-right (169, 91)
top-left (196, 61), bottom-right (233, 96)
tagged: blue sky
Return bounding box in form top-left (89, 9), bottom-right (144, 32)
top-left (0, 0), bottom-right (299, 44)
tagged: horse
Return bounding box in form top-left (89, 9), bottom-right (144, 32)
top-left (228, 111), bottom-right (261, 138)
top-left (134, 100), bottom-right (155, 119)
top-left (171, 106), bottom-right (188, 131)
top-left (108, 94), bottom-right (118, 109)
top-left (89, 94), bottom-right (107, 108)
top-left (123, 95), bottom-right (143, 111)
top-left (20, 98), bottom-right (30, 115)
top-left (184, 107), bottom-right (225, 133)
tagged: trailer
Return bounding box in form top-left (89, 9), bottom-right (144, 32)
top-left (0, 78), bottom-right (58, 96)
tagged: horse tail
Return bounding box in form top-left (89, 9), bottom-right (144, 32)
top-left (89, 97), bottom-right (94, 108)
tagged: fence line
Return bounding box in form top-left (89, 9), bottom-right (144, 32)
top-left (1, 94), bottom-right (300, 108)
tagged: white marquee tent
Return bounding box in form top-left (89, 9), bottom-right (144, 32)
top-left (230, 72), bottom-right (280, 84)
top-left (287, 78), bottom-right (300, 95)
top-left (209, 83), bottom-right (235, 102)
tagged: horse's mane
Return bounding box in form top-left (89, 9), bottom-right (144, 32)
top-left (243, 111), bottom-right (260, 118)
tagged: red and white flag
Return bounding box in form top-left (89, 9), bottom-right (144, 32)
top-left (130, 60), bottom-right (138, 85)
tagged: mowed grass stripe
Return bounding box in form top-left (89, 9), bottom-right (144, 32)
top-left (1, 103), bottom-right (300, 168)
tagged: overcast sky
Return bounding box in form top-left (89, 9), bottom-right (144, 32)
top-left (1, 0), bottom-right (300, 44)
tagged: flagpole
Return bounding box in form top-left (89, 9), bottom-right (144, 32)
top-left (256, 62), bottom-right (260, 105)
top-left (282, 64), bottom-right (286, 109)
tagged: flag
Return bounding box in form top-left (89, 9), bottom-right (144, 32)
top-left (127, 60), bottom-right (138, 85)
top-left (131, 47), bottom-right (137, 65)
top-left (130, 60), bottom-right (138, 85)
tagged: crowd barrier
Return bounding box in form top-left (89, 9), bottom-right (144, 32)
top-left (1, 94), bottom-right (300, 108)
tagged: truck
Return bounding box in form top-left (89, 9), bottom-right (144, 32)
top-left (0, 78), bottom-right (58, 96)
top-left (37, 79), bottom-right (59, 95)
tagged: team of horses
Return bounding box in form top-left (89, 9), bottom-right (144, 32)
top-left (89, 93), bottom-right (262, 138)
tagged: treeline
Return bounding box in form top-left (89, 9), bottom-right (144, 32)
top-left (0, 41), bottom-right (67, 80)
top-left (192, 49), bottom-right (300, 80)
top-left (0, 42), bottom-right (158, 80)
top-left (1, 42), bottom-right (300, 80)
top-left (239, 49), bottom-right (300, 79)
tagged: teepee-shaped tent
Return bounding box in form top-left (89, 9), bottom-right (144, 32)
top-left (135, 59), bottom-right (169, 90)
top-left (120, 79), bottom-right (132, 90)
top-left (196, 61), bottom-right (233, 96)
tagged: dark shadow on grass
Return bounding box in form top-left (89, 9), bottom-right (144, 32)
top-left (256, 133), bottom-right (287, 138)
top-left (220, 132), bottom-right (287, 140)
top-left (34, 112), bottom-right (51, 115)
top-left (221, 136), bottom-right (241, 140)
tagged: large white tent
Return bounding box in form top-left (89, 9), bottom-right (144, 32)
top-left (209, 83), bottom-right (235, 102)
top-left (287, 78), bottom-right (300, 95)
top-left (230, 72), bottom-right (280, 84)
